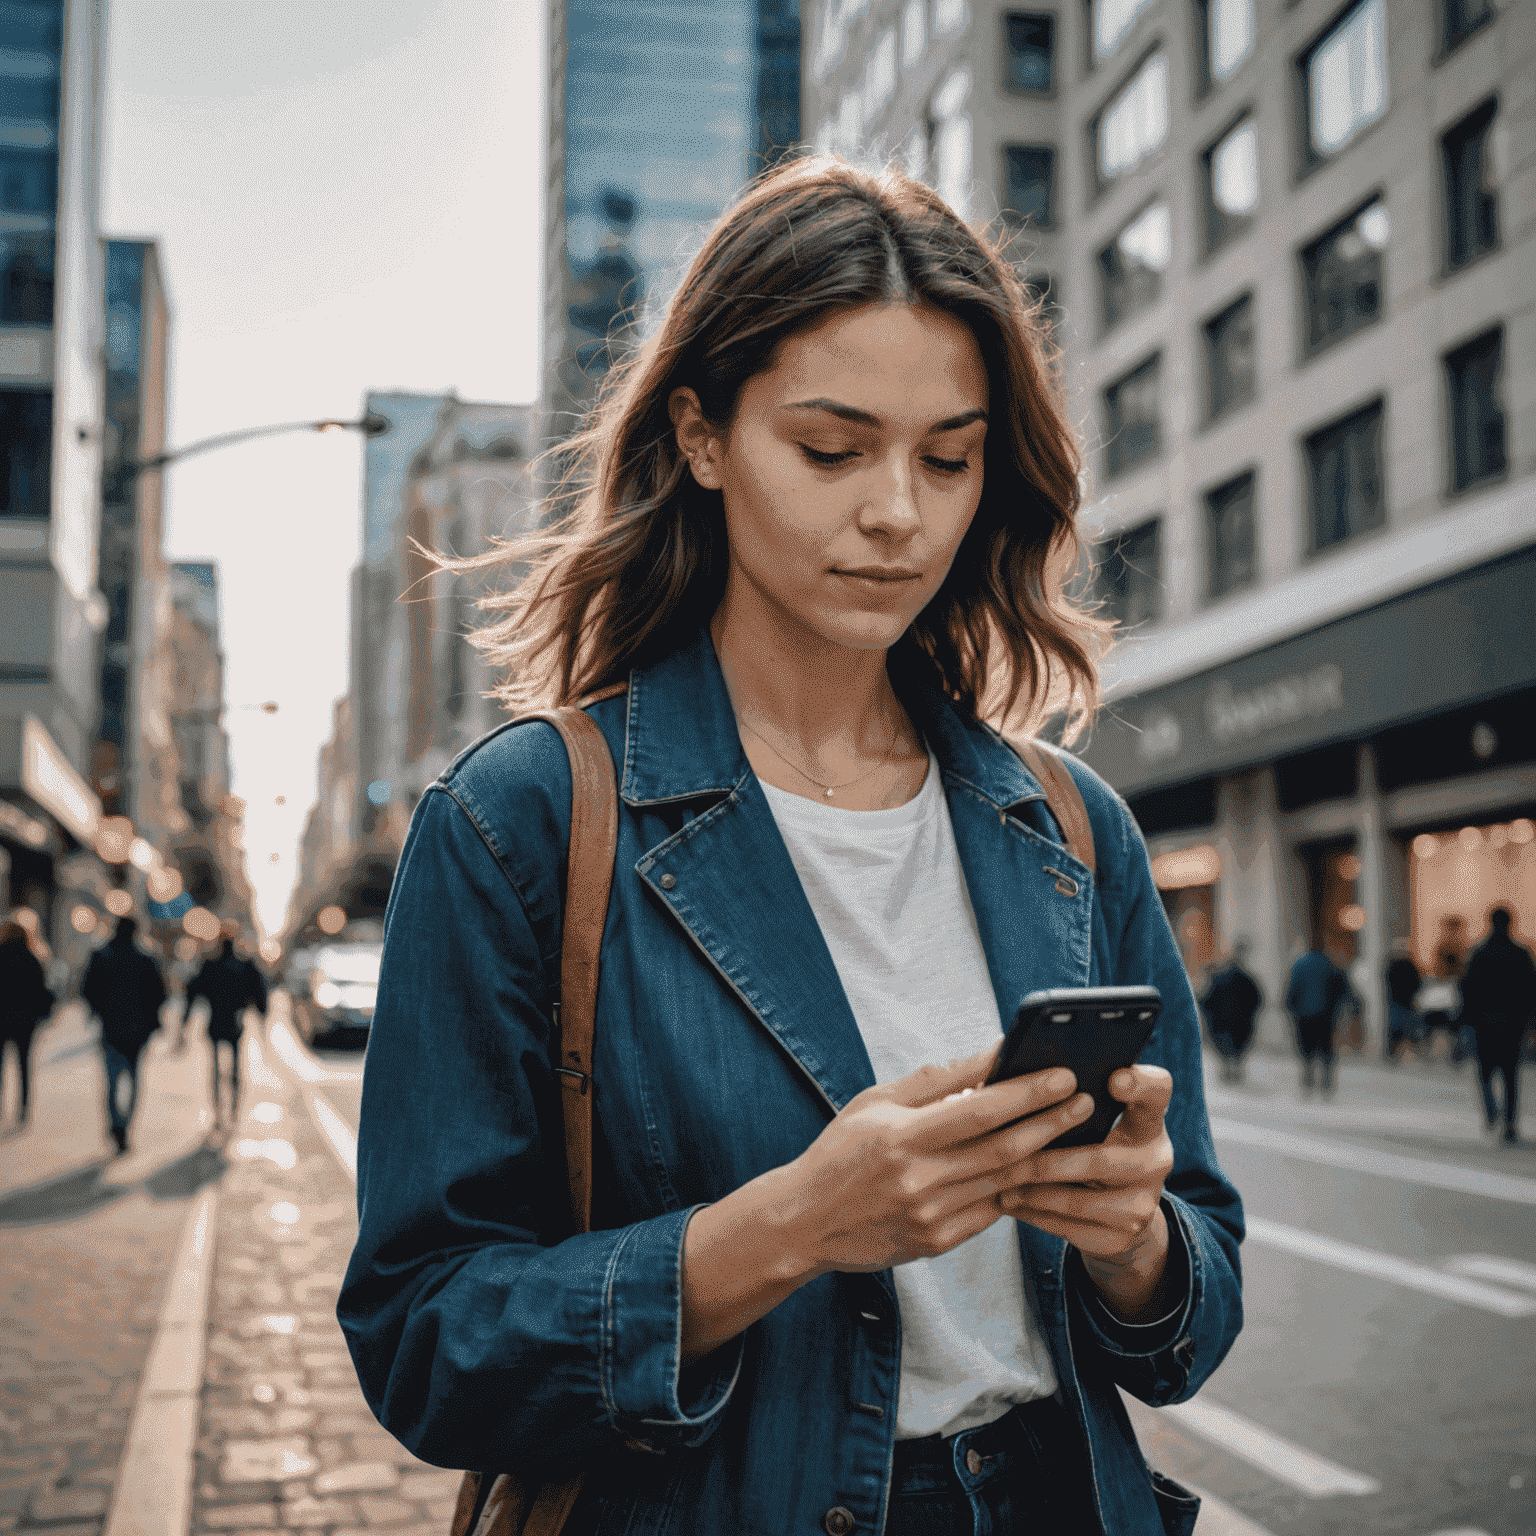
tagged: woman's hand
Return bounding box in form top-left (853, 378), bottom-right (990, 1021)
top-left (1000, 1064), bottom-right (1179, 1322)
top-left (776, 1047), bottom-right (1094, 1276)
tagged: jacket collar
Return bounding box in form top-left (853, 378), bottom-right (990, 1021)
top-left (619, 627), bottom-right (1048, 814)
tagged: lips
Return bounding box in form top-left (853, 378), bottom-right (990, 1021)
top-left (833, 568), bottom-right (921, 581)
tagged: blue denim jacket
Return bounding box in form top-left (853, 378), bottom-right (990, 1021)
top-left (339, 630), bottom-right (1244, 1536)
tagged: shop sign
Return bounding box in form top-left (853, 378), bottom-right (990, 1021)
top-left (22, 715), bottom-right (101, 845)
top-left (1083, 547), bottom-right (1536, 796)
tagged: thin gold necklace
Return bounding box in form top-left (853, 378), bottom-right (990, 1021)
top-left (740, 710), bottom-right (904, 801)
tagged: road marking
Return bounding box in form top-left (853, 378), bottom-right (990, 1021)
top-left (1246, 1216), bottom-right (1536, 1317)
top-left (1443, 1254), bottom-right (1536, 1294)
top-left (1157, 1398), bottom-right (1381, 1498)
top-left (1211, 1118), bottom-right (1536, 1206)
top-left (307, 1089), bottom-right (357, 1180)
top-left (103, 1184), bottom-right (219, 1536)
top-left (267, 1011), bottom-right (331, 1082)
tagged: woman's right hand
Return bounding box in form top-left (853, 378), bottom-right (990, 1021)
top-left (775, 1049), bottom-right (1093, 1276)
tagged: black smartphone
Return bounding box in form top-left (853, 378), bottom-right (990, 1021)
top-left (984, 986), bottom-right (1162, 1150)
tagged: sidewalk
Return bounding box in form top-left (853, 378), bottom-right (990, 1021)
top-left (187, 1014), bottom-right (460, 1534)
top-left (0, 1006), bottom-right (217, 1535)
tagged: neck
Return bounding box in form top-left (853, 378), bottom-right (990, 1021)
top-left (710, 587), bottom-right (900, 752)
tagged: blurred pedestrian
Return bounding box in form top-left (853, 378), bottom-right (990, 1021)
top-left (185, 935), bottom-right (268, 1127)
top-left (1459, 907), bottom-right (1535, 1145)
top-left (1385, 940), bottom-right (1424, 1061)
top-left (0, 917), bottom-right (54, 1126)
top-left (1201, 937), bottom-right (1263, 1084)
top-left (1287, 943), bottom-right (1351, 1096)
top-left (80, 917), bottom-right (167, 1153)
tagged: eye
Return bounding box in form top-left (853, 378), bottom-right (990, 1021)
top-left (925, 456), bottom-right (970, 475)
top-left (799, 444), bottom-right (858, 467)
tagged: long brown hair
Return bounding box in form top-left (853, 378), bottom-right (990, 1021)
top-left (464, 155), bottom-right (1107, 735)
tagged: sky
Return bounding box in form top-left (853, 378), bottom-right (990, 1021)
top-left (101, 0), bottom-right (546, 933)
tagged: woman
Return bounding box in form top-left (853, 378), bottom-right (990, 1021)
top-left (0, 917), bottom-right (54, 1127)
top-left (340, 158), bottom-right (1243, 1536)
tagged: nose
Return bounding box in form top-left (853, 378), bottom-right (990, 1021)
top-left (859, 450), bottom-right (921, 536)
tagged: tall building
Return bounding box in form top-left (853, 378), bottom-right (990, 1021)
top-left (804, 0), bottom-right (1533, 1048)
top-left (0, 0), bottom-right (109, 949)
top-left (95, 239), bottom-right (182, 851)
top-left (287, 393), bottom-right (538, 944)
top-left (542, 0), bottom-right (802, 441)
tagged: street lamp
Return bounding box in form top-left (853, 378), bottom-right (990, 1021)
top-left (116, 410), bottom-right (391, 482)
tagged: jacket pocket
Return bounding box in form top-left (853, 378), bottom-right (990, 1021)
top-left (1149, 1467), bottom-right (1201, 1536)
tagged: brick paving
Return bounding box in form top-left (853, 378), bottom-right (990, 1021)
top-left (189, 1030), bottom-right (461, 1535)
top-left (0, 1007), bottom-right (215, 1535)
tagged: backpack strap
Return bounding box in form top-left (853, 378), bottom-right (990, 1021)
top-left (1015, 741), bottom-right (1096, 878)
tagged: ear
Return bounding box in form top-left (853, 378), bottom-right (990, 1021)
top-left (668, 387), bottom-right (724, 490)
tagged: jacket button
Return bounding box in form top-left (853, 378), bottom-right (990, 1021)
top-left (658, 872), bottom-right (676, 890)
top-left (966, 1448), bottom-right (983, 1474)
top-left (823, 1509), bottom-right (856, 1535)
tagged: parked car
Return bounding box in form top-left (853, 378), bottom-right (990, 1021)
top-left (291, 940), bottom-right (382, 1047)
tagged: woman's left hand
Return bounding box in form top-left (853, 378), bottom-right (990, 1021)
top-left (999, 1064), bottom-right (1179, 1322)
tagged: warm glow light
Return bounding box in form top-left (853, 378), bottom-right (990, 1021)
top-left (1412, 834), bottom-right (1438, 859)
top-left (1339, 904), bottom-right (1366, 931)
top-left (103, 888), bottom-right (134, 917)
top-left (252, 1101), bottom-right (284, 1124)
top-left (174, 936), bottom-right (200, 963)
top-left (146, 865), bottom-right (184, 903)
top-left (1338, 855), bottom-right (1362, 880)
top-left (94, 815), bottom-right (134, 864)
top-left (258, 937), bottom-right (282, 966)
top-left (128, 837), bottom-right (154, 869)
top-left (317, 905), bottom-right (347, 936)
top-left (1149, 844), bottom-right (1221, 891)
top-left (268, 1202), bottom-right (301, 1226)
top-left (182, 906), bottom-right (221, 942)
top-left (70, 904), bottom-right (97, 934)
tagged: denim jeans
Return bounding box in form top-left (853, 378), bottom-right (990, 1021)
top-left (102, 1043), bottom-right (139, 1133)
top-left (885, 1397), bottom-right (1095, 1536)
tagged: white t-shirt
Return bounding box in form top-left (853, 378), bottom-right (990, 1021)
top-left (760, 753), bottom-right (1059, 1439)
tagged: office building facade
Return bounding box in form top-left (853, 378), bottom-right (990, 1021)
top-left (542, 0), bottom-right (801, 442)
top-left (1, 0), bottom-right (109, 949)
top-left (804, 0), bottom-right (1533, 1048)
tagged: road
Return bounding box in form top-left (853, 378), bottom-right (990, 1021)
top-left (301, 1022), bottom-right (1535, 1536)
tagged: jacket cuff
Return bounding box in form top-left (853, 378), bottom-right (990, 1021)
top-left (1071, 1197), bottom-right (1193, 1359)
top-left (598, 1205), bottom-right (743, 1452)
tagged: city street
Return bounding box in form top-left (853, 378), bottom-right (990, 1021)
top-left (3, 998), bottom-right (1532, 1536)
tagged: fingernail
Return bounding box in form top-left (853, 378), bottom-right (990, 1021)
top-left (1045, 1069), bottom-right (1074, 1095)
top-left (1072, 1094), bottom-right (1093, 1117)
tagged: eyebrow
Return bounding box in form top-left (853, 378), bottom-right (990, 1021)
top-left (785, 398), bottom-right (988, 432)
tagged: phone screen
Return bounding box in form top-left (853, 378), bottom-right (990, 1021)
top-left (985, 986), bottom-right (1162, 1149)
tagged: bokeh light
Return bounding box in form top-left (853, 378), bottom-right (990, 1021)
top-left (317, 905), bottom-right (347, 936)
top-left (182, 906), bottom-right (221, 942)
top-left (103, 889), bottom-right (134, 917)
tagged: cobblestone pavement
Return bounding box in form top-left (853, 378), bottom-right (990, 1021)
top-left (189, 1025), bottom-right (461, 1535)
top-left (0, 1006), bottom-right (217, 1535)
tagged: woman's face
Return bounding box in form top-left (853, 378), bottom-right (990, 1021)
top-left (672, 301), bottom-right (990, 654)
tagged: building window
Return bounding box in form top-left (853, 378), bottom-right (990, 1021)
top-left (1104, 354), bottom-right (1162, 477)
top-left (901, 0), bottom-right (927, 69)
top-left (1441, 0), bottom-right (1491, 52)
top-left (1097, 518), bottom-right (1163, 627)
top-left (1199, 0), bottom-right (1254, 86)
top-left (1204, 292), bottom-right (1256, 420)
top-left (1442, 99), bottom-right (1498, 272)
top-left (1307, 398), bottom-right (1385, 552)
top-left (0, 389), bottom-right (53, 519)
top-left (1, 233), bottom-right (54, 324)
top-left (1445, 328), bottom-right (1506, 493)
top-left (1203, 116), bottom-right (1258, 251)
top-left (1004, 12), bottom-right (1054, 91)
top-left (1096, 52), bottom-right (1168, 186)
top-left (1301, 0), bottom-right (1387, 163)
top-left (1003, 146), bottom-right (1054, 226)
top-left (1301, 197), bottom-right (1387, 355)
top-left (0, 149), bottom-right (58, 217)
top-left (1092, 0), bottom-right (1155, 62)
top-left (1205, 471), bottom-right (1256, 599)
top-left (1098, 200), bottom-right (1169, 330)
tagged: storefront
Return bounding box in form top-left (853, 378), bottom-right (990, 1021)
top-left (1080, 546), bottom-right (1536, 1051)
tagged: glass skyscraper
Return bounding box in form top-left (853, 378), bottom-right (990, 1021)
top-left (545, 0), bottom-right (800, 439)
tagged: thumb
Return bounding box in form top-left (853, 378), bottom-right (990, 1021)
top-left (879, 1045), bottom-right (1001, 1109)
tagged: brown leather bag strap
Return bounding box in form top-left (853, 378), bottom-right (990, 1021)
top-left (1016, 741), bottom-right (1096, 878)
top-left (453, 699), bottom-right (620, 1536)
top-left (517, 705), bottom-right (620, 1234)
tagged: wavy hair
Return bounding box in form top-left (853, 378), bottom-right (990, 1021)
top-left (460, 155), bottom-right (1107, 736)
